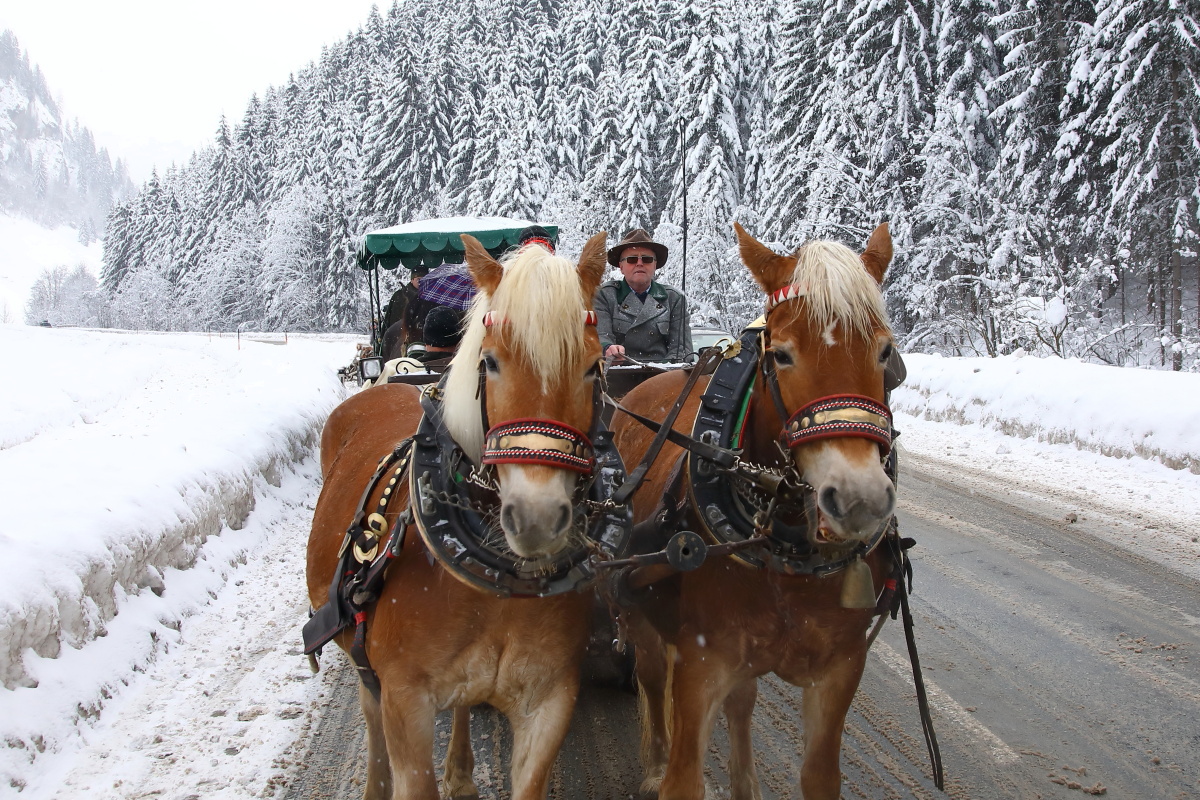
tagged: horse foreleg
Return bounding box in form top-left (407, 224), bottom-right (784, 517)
top-left (506, 682), bottom-right (579, 800)
top-left (634, 636), bottom-right (672, 798)
top-left (798, 650), bottom-right (868, 800)
top-left (658, 656), bottom-right (732, 800)
top-left (441, 705), bottom-right (479, 800)
top-left (360, 682), bottom-right (394, 800)
top-left (378, 682), bottom-right (439, 800)
top-left (723, 678), bottom-right (762, 800)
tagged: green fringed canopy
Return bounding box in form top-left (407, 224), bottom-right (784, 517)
top-left (357, 216), bottom-right (560, 271)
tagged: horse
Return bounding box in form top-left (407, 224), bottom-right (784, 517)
top-left (611, 222), bottom-right (897, 800)
top-left (307, 231), bottom-right (614, 800)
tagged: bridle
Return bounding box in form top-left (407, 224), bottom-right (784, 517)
top-left (409, 308), bottom-right (632, 597)
top-left (614, 284), bottom-right (897, 578)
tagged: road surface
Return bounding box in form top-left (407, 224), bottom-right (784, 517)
top-left (285, 450), bottom-right (1200, 799)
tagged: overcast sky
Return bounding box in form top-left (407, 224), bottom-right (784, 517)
top-left (1, 1), bottom-right (383, 184)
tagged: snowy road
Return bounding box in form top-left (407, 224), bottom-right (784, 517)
top-left (283, 449), bottom-right (1200, 800)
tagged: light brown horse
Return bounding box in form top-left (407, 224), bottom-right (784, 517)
top-left (307, 231), bottom-right (610, 800)
top-left (612, 222), bottom-right (897, 800)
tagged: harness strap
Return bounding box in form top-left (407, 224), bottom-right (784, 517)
top-left (610, 349), bottom-right (730, 506)
top-left (864, 532), bottom-right (943, 791)
top-left (303, 439), bottom-right (415, 699)
top-left (901, 577), bottom-right (945, 789)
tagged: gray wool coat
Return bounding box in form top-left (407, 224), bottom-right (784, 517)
top-left (594, 279), bottom-right (693, 362)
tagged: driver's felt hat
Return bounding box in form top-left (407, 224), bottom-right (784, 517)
top-left (607, 228), bottom-right (669, 268)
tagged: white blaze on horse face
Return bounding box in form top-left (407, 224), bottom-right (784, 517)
top-left (822, 323), bottom-right (838, 347)
top-left (495, 464), bottom-right (577, 559)
top-left (795, 441), bottom-right (895, 543)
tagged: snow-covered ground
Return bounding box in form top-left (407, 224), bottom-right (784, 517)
top-left (1, 331), bottom-right (1198, 797)
top-left (0, 214), bottom-right (103, 325)
top-left (0, 325), bottom-right (354, 795)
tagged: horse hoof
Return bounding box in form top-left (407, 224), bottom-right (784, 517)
top-left (638, 776), bottom-right (662, 800)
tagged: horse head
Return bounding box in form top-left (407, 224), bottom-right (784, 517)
top-left (442, 232), bottom-right (608, 561)
top-left (735, 222), bottom-right (896, 546)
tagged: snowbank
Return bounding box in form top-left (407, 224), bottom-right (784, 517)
top-left (0, 326), bottom-right (350, 697)
top-left (893, 353), bottom-right (1200, 474)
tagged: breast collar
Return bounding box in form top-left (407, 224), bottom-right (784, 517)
top-left (686, 323), bottom-right (893, 575)
top-left (409, 371), bottom-right (632, 597)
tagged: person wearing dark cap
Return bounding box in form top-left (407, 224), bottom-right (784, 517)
top-left (417, 304), bottom-right (465, 366)
top-left (516, 225), bottom-right (555, 253)
top-left (379, 264), bottom-right (429, 360)
top-left (594, 228), bottom-right (692, 363)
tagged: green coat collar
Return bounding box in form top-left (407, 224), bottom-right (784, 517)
top-left (614, 279), bottom-right (669, 305)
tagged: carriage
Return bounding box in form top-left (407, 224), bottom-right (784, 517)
top-left (311, 222), bottom-right (940, 800)
top-left (350, 217), bottom-right (560, 383)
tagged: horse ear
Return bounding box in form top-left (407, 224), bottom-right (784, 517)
top-left (461, 234), bottom-right (503, 295)
top-left (577, 230), bottom-right (608, 301)
top-left (860, 223), bottom-right (892, 284)
top-left (734, 222), bottom-right (795, 294)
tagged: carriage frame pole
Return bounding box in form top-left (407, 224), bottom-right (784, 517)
top-left (680, 119), bottom-right (688, 294)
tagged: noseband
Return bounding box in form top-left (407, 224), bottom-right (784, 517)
top-left (484, 419), bottom-right (596, 473)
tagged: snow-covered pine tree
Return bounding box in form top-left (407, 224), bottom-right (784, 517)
top-left (610, 0), bottom-right (673, 233)
top-left (763, 0), bottom-right (847, 242)
top-left (903, 0), bottom-right (1004, 355)
top-left (669, 0), bottom-right (749, 329)
top-left (1061, 0), bottom-right (1200, 369)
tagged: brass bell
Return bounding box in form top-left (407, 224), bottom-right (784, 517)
top-left (840, 557), bottom-right (877, 609)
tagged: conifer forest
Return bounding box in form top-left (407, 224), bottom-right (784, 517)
top-left (96, 0), bottom-right (1200, 370)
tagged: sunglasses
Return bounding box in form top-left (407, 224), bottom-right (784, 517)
top-left (622, 255), bottom-right (657, 265)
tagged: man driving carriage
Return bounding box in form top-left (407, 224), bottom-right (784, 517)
top-left (595, 229), bottom-right (692, 363)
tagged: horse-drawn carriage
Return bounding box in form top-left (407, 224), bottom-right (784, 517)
top-left (348, 217), bottom-right (560, 384)
top-left (308, 223), bottom-right (939, 800)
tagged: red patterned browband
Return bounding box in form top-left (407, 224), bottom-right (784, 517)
top-left (765, 284), bottom-right (806, 313)
top-left (482, 418), bottom-right (596, 473)
top-left (484, 311), bottom-right (597, 327)
top-left (781, 394), bottom-right (893, 453)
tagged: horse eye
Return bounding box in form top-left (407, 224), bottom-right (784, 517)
top-left (771, 348), bottom-right (793, 367)
top-left (879, 342), bottom-right (894, 364)
top-left (482, 354), bottom-right (499, 373)
top-left (586, 361), bottom-right (601, 378)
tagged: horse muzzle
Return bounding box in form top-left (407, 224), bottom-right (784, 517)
top-left (483, 418), bottom-right (596, 559)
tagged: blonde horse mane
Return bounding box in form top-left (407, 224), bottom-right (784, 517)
top-left (442, 245), bottom-right (591, 461)
top-left (787, 240), bottom-right (891, 341)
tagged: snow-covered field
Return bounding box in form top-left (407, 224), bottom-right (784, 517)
top-left (1, 329), bottom-right (1198, 797)
top-left (0, 214), bottom-right (103, 325)
top-left (0, 325), bottom-right (354, 795)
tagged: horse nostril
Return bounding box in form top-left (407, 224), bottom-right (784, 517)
top-left (819, 486), bottom-right (842, 519)
top-left (501, 505), bottom-right (517, 535)
top-left (555, 504), bottom-right (571, 535)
